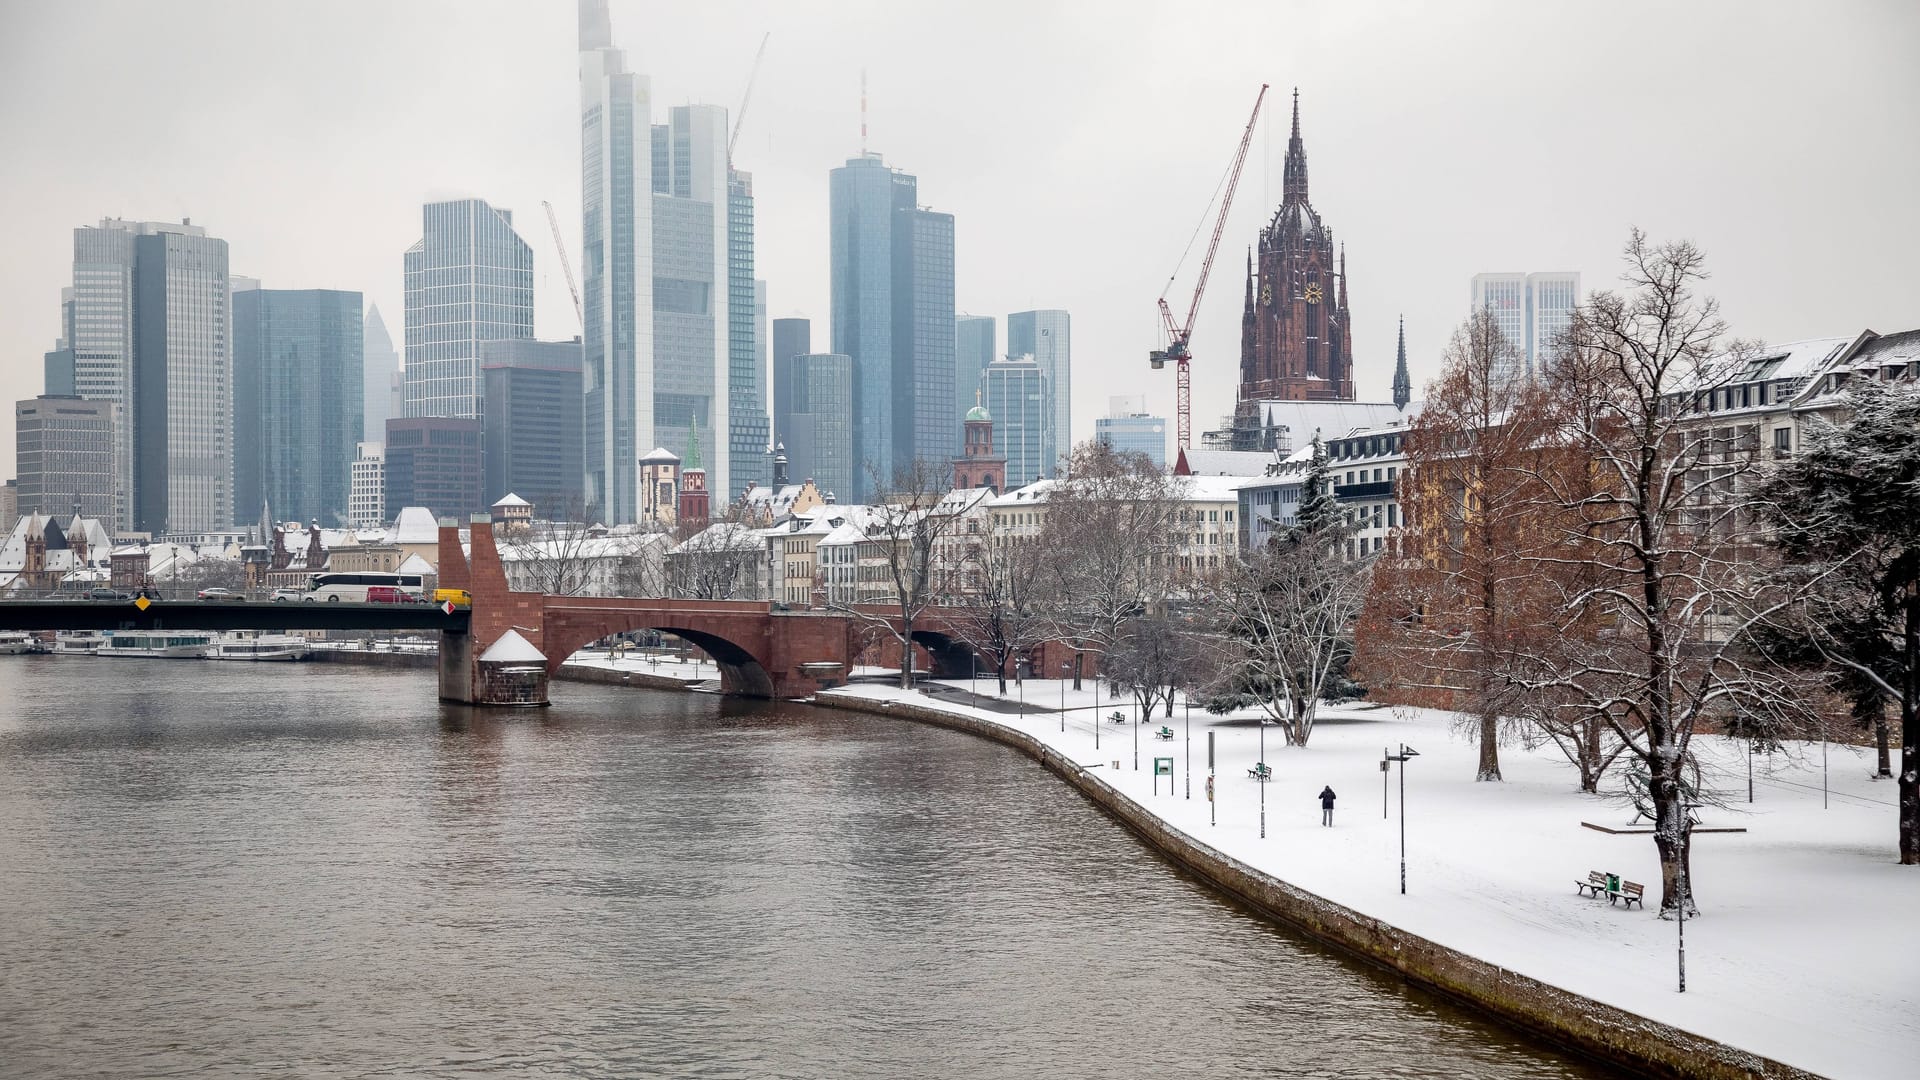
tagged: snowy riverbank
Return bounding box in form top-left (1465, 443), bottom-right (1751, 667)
top-left (819, 679), bottom-right (1914, 1080)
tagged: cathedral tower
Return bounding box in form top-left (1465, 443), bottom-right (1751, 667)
top-left (1237, 90), bottom-right (1354, 415)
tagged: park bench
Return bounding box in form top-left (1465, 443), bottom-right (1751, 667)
top-left (1247, 762), bottom-right (1272, 781)
top-left (1154, 726), bottom-right (1174, 741)
top-left (1575, 870), bottom-right (1609, 899)
top-left (1609, 880), bottom-right (1645, 909)
top-left (1109, 712), bottom-right (1128, 725)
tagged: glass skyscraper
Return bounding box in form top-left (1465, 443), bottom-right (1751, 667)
top-left (233, 288), bottom-right (364, 527)
top-left (402, 198), bottom-right (532, 420)
top-left (782, 353), bottom-right (854, 503)
top-left (982, 355), bottom-right (1046, 490)
top-left (956, 315), bottom-right (995, 416)
top-left (829, 152), bottom-right (955, 499)
top-left (1096, 413), bottom-right (1168, 470)
top-left (581, 1), bottom-right (755, 518)
top-left (1007, 309), bottom-right (1070, 476)
top-left (482, 338), bottom-right (585, 513)
top-left (363, 303), bottom-right (398, 450)
top-left (1470, 272), bottom-right (1582, 379)
top-left (771, 317), bottom-right (810, 454)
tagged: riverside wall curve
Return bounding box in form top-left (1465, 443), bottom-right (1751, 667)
top-left (810, 692), bottom-right (1817, 1080)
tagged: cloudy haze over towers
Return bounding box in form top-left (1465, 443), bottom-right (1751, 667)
top-left (0, 2), bottom-right (1915, 506)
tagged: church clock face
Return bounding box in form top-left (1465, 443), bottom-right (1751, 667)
top-left (1305, 282), bottom-right (1324, 304)
top-left (1260, 281), bottom-right (1272, 307)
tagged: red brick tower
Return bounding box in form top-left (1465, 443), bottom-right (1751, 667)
top-left (677, 422), bottom-right (710, 528)
top-left (1237, 89), bottom-right (1355, 415)
top-left (952, 393), bottom-right (1006, 493)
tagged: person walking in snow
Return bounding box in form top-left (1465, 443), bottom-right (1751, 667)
top-left (1318, 785), bottom-right (1337, 827)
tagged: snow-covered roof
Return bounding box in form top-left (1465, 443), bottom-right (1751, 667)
top-left (1178, 448), bottom-right (1276, 477)
top-left (1180, 474), bottom-right (1257, 501)
top-left (395, 552), bottom-right (435, 575)
top-left (389, 506), bottom-right (441, 545)
top-left (817, 521), bottom-right (869, 547)
top-left (479, 629), bottom-right (546, 662)
top-left (638, 447), bottom-right (679, 465)
top-left (1241, 400), bottom-right (1414, 443)
top-left (491, 493), bottom-right (531, 508)
top-left (988, 479), bottom-right (1064, 508)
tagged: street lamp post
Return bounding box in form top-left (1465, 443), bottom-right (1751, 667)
top-left (971, 652), bottom-right (979, 698)
top-left (1385, 744), bottom-right (1420, 894)
top-left (1184, 698), bottom-right (1191, 800)
top-left (1133, 690), bottom-right (1139, 770)
top-left (1258, 718), bottom-right (1266, 838)
top-left (1060, 661), bottom-right (1069, 733)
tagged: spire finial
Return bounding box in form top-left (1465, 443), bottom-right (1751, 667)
top-left (1393, 314), bottom-right (1413, 410)
top-left (685, 414), bottom-right (702, 471)
top-left (1291, 87), bottom-right (1300, 139)
top-left (975, 387), bottom-right (982, 407)
top-left (1282, 88), bottom-right (1309, 203)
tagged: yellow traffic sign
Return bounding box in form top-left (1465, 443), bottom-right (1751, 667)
top-left (134, 596), bottom-right (151, 611)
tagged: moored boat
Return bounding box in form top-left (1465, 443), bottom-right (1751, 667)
top-left (0, 631), bottom-right (41, 655)
top-left (100, 631), bottom-right (214, 659)
top-left (51, 631), bottom-right (109, 656)
top-left (208, 630), bottom-right (309, 662)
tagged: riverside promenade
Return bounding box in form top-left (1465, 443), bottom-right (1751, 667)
top-left (816, 679), bottom-right (1914, 1080)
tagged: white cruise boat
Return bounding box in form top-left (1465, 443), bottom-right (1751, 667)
top-left (0, 631), bottom-right (41, 655)
top-left (209, 630), bottom-right (309, 662)
top-left (51, 631), bottom-right (109, 656)
top-left (100, 631), bottom-right (214, 659)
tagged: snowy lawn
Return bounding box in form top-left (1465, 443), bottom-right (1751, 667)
top-left (559, 648), bottom-right (720, 684)
top-left (823, 678), bottom-right (1915, 1080)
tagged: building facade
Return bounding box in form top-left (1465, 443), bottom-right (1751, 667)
top-left (1238, 92), bottom-right (1354, 423)
top-left (956, 315), bottom-right (995, 418)
top-left (363, 303), bottom-right (399, 449)
top-left (402, 198), bottom-right (533, 421)
top-left (1470, 272), bottom-right (1582, 379)
top-left (982, 355), bottom-right (1046, 490)
top-left (233, 288), bottom-right (364, 527)
top-left (781, 353), bottom-right (855, 502)
top-left (383, 417), bottom-right (484, 520)
top-left (349, 442), bottom-right (385, 528)
top-left (829, 152), bottom-right (956, 498)
top-left (1007, 310), bottom-right (1070, 476)
top-left (481, 338), bottom-right (585, 514)
top-left (1095, 410), bottom-right (1168, 470)
top-left (14, 396), bottom-right (118, 523)
top-left (771, 317), bottom-right (810, 450)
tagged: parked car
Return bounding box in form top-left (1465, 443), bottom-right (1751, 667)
top-left (432, 588), bottom-right (472, 608)
top-left (196, 587), bottom-right (236, 601)
top-left (85, 587), bottom-right (131, 601)
top-left (270, 588), bottom-right (306, 602)
top-left (366, 585), bottom-right (410, 604)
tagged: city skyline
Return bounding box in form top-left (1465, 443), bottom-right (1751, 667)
top-left (0, 2), bottom-right (1915, 483)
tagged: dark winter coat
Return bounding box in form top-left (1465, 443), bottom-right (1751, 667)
top-left (1318, 786), bottom-right (1337, 809)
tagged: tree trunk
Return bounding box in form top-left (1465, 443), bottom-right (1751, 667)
top-left (1875, 711), bottom-right (1893, 780)
top-left (1651, 756), bottom-right (1698, 915)
top-left (1579, 717), bottom-right (1603, 793)
top-left (1072, 650), bottom-right (1084, 692)
top-left (900, 635), bottom-right (913, 690)
top-left (1476, 710), bottom-right (1502, 782)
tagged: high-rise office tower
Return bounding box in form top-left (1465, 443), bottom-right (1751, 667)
top-left (1095, 396), bottom-right (1167, 470)
top-left (43, 290), bottom-right (75, 396)
top-left (14, 396), bottom-right (119, 522)
top-left (771, 317), bottom-right (810, 453)
top-left (64, 218), bottom-right (231, 533)
top-left (233, 288), bottom-right (364, 527)
top-left (363, 303), bottom-right (399, 445)
top-left (402, 198), bottom-right (533, 420)
top-left (956, 315), bottom-right (995, 420)
top-left (982, 355), bottom-right (1046, 490)
top-left (481, 338), bottom-right (585, 512)
top-left (725, 173), bottom-right (768, 500)
top-left (349, 442), bottom-right (385, 528)
top-left (829, 152), bottom-right (956, 498)
top-left (581, 0), bottom-right (752, 518)
top-left (1006, 310), bottom-right (1070, 475)
top-left (781, 353), bottom-right (854, 503)
top-left (383, 416), bottom-right (484, 520)
top-left (1470, 272), bottom-right (1582, 379)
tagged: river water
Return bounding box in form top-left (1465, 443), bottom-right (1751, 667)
top-left (0, 658), bottom-right (1617, 1079)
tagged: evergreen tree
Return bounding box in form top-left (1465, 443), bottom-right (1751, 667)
top-left (1292, 436), bottom-right (1338, 541)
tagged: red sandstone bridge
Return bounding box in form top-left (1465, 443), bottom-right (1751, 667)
top-left (438, 520), bottom-right (977, 705)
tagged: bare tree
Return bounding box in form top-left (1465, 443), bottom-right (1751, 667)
top-left (1508, 230), bottom-right (1814, 915)
top-left (943, 529), bottom-right (1049, 694)
top-left (1355, 309), bottom-right (1565, 781)
top-left (1106, 615), bottom-right (1198, 720)
top-left (499, 498), bottom-right (610, 597)
top-left (832, 458), bottom-right (971, 689)
top-left (1204, 513), bottom-right (1372, 746)
top-left (1039, 441), bottom-right (1186, 689)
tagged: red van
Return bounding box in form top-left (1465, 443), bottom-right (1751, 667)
top-left (366, 585), bottom-right (409, 604)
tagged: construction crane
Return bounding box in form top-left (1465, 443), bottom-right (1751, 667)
top-left (728, 32), bottom-right (771, 164)
top-left (542, 199), bottom-right (583, 335)
top-left (1152, 83), bottom-right (1268, 451)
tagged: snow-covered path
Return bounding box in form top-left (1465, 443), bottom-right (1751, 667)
top-left (823, 679), bottom-right (1916, 1080)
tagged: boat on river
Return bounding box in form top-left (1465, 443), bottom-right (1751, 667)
top-left (51, 631), bottom-right (108, 656)
top-left (208, 630), bottom-right (309, 662)
top-left (0, 632), bottom-right (41, 655)
top-left (100, 631), bottom-right (214, 659)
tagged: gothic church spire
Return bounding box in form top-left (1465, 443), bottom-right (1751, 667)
top-left (1392, 315), bottom-right (1412, 410)
top-left (1282, 87), bottom-right (1309, 204)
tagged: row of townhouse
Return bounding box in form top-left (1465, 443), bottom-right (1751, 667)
top-left (983, 473), bottom-right (1250, 582)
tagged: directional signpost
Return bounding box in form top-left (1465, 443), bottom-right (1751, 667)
top-left (1154, 757), bottom-right (1173, 796)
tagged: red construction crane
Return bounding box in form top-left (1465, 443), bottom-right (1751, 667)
top-left (1152, 84), bottom-right (1268, 451)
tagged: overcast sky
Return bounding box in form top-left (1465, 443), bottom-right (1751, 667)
top-left (1, 0), bottom-right (1915, 481)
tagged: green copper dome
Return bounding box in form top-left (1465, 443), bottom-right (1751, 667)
top-left (966, 404), bottom-right (991, 422)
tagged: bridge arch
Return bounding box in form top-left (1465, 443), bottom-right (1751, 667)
top-left (538, 604), bottom-right (777, 699)
top-left (908, 628), bottom-right (976, 679)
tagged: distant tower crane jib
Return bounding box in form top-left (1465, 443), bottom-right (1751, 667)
top-left (1152, 84), bottom-right (1268, 451)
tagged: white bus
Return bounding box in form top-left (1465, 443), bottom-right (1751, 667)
top-left (301, 572), bottom-right (426, 603)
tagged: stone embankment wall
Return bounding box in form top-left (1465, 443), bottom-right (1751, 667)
top-left (310, 648), bottom-right (698, 693)
top-left (813, 692), bottom-right (1815, 1080)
